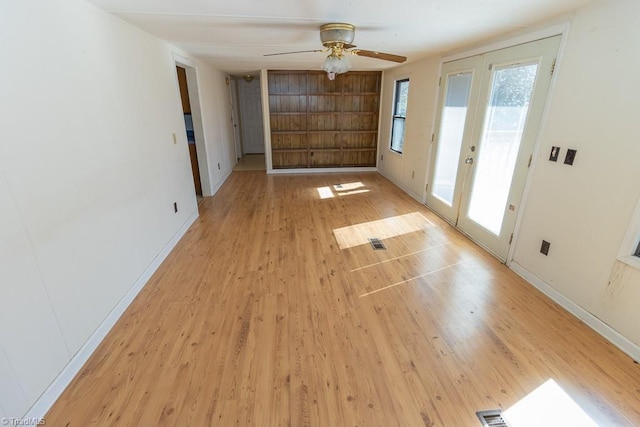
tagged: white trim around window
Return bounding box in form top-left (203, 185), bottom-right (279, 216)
top-left (617, 195), bottom-right (640, 270)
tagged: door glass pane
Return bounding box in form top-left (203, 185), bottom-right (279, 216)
top-left (467, 63), bottom-right (538, 235)
top-left (432, 73), bottom-right (473, 206)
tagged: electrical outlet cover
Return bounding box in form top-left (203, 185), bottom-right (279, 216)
top-left (540, 240), bottom-right (550, 256)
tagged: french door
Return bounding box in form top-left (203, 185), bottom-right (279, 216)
top-left (426, 36), bottom-right (560, 261)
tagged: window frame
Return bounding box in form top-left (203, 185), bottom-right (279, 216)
top-left (390, 78), bottom-right (410, 154)
top-left (617, 195), bottom-right (640, 270)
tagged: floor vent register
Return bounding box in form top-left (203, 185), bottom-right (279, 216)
top-left (368, 238), bottom-right (386, 250)
top-left (476, 409), bottom-right (511, 427)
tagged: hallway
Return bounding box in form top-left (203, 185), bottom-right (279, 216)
top-left (233, 154), bottom-right (266, 172)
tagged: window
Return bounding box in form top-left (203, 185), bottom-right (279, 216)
top-left (390, 78), bottom-right (410, 153)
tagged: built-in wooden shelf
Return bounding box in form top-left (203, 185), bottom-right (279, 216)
top-left (268, 70), bottom-right (381, 169)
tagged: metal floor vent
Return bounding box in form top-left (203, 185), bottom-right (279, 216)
top-left (369, 238), bottom-right (386, 250)
top-left (476, 410), bottom-right (511, 427)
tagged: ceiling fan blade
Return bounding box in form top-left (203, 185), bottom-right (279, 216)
top-left (264, 49), bottom-right (323, 57)
top-left (353, 49), bottom-right (407, 63)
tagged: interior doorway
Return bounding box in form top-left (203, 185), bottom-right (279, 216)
top-left (174, 60), bottom-right (211, 197)
top-left (426, 36), bottom-right (561, 261)
top-left (176, 66), bottom-right (202, 196)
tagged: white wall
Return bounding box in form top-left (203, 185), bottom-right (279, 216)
top-left (193, 64), bottom-right (236, 194)
top-left (510, 0), bottom-right (640, 348)
top-left (377, 58), bottom-right (440, 201)
top-left (175, 60), bottom-right (235, 196)
top-left (0, 0), bottom-right (233, 418)
top-left (378, 0), bottom-right (640, 355)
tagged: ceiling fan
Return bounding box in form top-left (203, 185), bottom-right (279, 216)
top-left (264, 23), bottom-right (407, 80)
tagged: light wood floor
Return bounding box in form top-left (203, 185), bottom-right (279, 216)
top-left (233, 154), bottom-right (266, 171)
top-left (46, 172), bottom-right (640, 426)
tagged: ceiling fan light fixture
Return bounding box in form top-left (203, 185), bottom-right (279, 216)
top-left (323, 53), bottom-right (351, 80)
top-left (319, 23), bottom-right (356, 46)
top-left (264, 22), bottom-right (406, 75)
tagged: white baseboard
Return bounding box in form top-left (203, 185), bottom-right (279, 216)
top-left (377, 169), bottom-right (424, 204)
top-left (210, 169), bottom-right (232, 196)
top-left (509, 261), bottom-right (640, 363)
top-left (267, 167), bottom-right (377, 175)
top-left (24, 209), bottom-right (199, 420)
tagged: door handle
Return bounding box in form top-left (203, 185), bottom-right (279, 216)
top-left (465, 157), bottom-right (474, 164)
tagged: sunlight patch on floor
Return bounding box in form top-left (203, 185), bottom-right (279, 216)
top-left (334, 182), bottom-right (364, 191)
top-left (504, 379), bottom-right (598, 427)
top-left (333, 212), bottom-right (435, 250)
top-left (317, 182), bottom-right (370, 199)
top-left (317, 186), bottom-right (335, 199)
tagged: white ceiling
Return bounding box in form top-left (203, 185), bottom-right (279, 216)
top-left (87, 0), bottom-right (595, 75)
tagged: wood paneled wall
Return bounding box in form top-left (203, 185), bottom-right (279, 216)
top-left (268, 71), bottom-right (381, 169)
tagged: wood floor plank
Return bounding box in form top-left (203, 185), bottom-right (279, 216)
top-left (45, 171), bottom-right (640, 426)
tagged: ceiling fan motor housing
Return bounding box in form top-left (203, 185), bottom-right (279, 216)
top-left (320, 23), bottom-right (356, 47)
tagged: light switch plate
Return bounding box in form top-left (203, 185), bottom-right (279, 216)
top-left (564, 149), bottom-right (577, 165)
